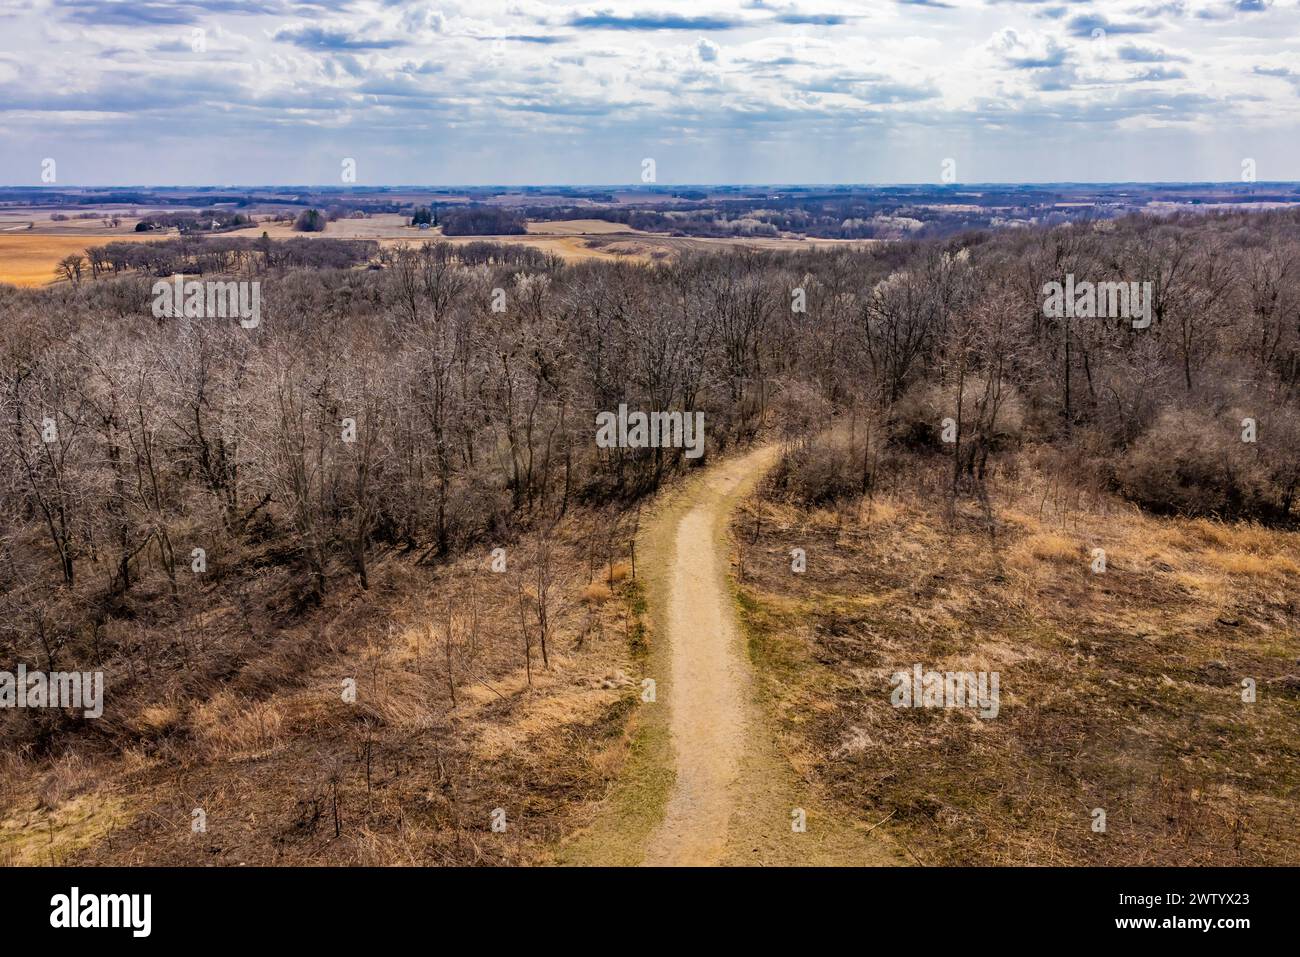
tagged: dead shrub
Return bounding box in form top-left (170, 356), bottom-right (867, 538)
top-left (1117, 409), bottom-right (1279, 519)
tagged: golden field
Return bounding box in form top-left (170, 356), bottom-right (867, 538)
top-left (0, 234), bottom-right (159, 287)
top-left (0, 211), bottom-right (875, 287)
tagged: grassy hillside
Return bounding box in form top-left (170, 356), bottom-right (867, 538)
top-left (733, 446), bottom-right (1300, 865)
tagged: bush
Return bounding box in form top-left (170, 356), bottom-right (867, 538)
top-left (1117, 409), bottom-right (1277, 519)
top-left (293, 208), bottom-right (327, 232)
top-left (891, 380), bottom-right (1024, 452)
top-left (768, 426), bottom-right (878, 508)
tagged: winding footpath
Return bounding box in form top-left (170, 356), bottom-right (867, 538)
top-left (590, 444), bottom-right (903, 867)
top-left (641, 447), bottom-right (775, 864)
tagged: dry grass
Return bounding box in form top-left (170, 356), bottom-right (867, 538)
top-left (1202, 549), bottom-right (1300, 577)
top-left (133, 703), bottom-right (184, 737)
top-left (581, 581), bottom-right (614, 604)
top-left (191, 694), bottom-right (285, 760)
top-left (0, 509), bottom-right (651, 866)
top-left (734, 456), bottom-right (1300, 865)
top-left (0, 791), bottom-right (133, 866)
top-left (472, 681), bottom-right (625, 759)
top-left (1017, 531), bottom-right (1082, 564)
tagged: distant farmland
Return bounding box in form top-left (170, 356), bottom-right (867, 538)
top-left (0, 213), bottom-right (875, 286)
top-left (0, 234), bottom-right (159, 287)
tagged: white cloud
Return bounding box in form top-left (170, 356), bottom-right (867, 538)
top-left (0, 0), bottom-right (1295, 182)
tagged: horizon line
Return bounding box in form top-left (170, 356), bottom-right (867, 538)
top-left (4, 181), bottom-right (1300, 191)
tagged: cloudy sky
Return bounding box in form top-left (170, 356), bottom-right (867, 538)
top-left (0, 0), bottom-right (1297, 185)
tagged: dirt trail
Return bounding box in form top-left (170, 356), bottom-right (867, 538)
top-left (640, 449), bottom-right (768, 864)
top-left (627, 445), bottom-right (902, 867)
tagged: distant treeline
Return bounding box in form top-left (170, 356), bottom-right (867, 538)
top-left (522, 187), bottom-right (1300, 241)
top-left (70, 235), bottom-right (554, 280)
top-left (439, 206), bottom-right (527, 236)
top-left (520, 199), bottom-right (1027, 239)
top-left (416, 241), bottom-right (551, 267)
top-left (82, 236), bottom-right (379, 277)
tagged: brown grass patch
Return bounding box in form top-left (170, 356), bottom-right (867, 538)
top-left (1018, 532), bottom-right (1082, 564)
top-left (735, 455), bottom-right (1300, 865)
top-left (133, 702), bottom-right (184, 737)
top-left (190, 693), bottom-right (285, 760)
top-left (581, 581), bottom-right (614, 604)
top-left (6, 506), bottom-right (653, 866)
top-left (472, 684), bottom-right (625, 759)
top-left (1203, 549), bottom-right (1300, 577)
top-left (0, 791), bottom-right (133, 866)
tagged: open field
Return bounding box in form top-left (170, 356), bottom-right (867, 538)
top-left (732, 448), bottom-right (1300, 865)
top-left (221, 214), bottom-right (862, 260)
top-left (0, 209), bottom-right (875, 284)
top-left (525, 219), bottom-right (638, 235)
top-left (0, 208), bottom-right (153, 234)
top-left (0, 214), bottom-right (627, 284)
top-left (0, 233), bottom-right (157, 286)
top-left (225, 213), bottom-right (414, 241)
top-left (227, 216), bottom-right (656, 262)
